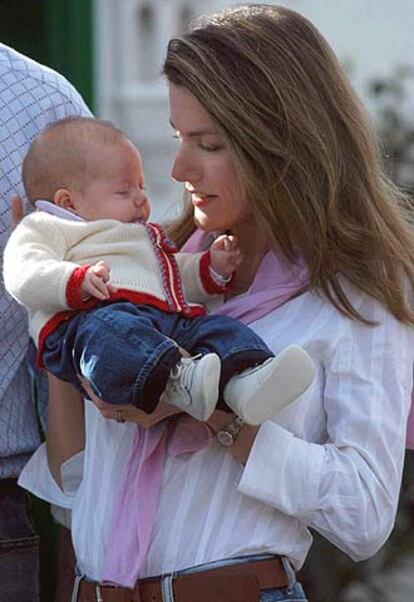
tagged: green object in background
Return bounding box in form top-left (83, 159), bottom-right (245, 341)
top-left (0, 0), bottom-right (94, 110)
top-left (45, 0), bottom-right (94, 110)
top-left (0, 0), bottom-right (47, 63)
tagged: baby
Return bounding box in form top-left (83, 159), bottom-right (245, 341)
top-left (4, 117), bottom-right (314, 424)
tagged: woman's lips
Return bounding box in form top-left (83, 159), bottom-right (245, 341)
top-left (191, 193), bottom-right (215, 207)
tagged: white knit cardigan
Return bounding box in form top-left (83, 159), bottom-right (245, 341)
top-left (3, 212), bottom-right (221, 350)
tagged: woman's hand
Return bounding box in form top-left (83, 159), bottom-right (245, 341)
top-left (78, 376), bottom-right (181, 427)
top-left (207, 410), bottom-right (259, 465)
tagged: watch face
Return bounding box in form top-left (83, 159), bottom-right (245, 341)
top-left (217, 430), bottom-right (234, 447)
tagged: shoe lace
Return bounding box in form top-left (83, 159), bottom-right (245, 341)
top-left (168, 354), bottom-right (202, 393)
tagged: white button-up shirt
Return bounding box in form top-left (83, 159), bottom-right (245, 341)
top-left (20, 280), bottom-right (414, 581)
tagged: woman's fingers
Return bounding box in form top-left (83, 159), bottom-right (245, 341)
top-left (99, 400), bottom-right (180, 427)
top-left (77, 375), bottom-right (181, 426)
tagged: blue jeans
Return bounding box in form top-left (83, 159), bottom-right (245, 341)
top-left (0, 479), bottom-right (40, 601)
top-left (43, 302), bottom-right (272, 412)
top-left (260, 584), bottom-right (307, 601)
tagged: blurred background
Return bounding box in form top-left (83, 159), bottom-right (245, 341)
top-left (1, 1), bottom-right (413, 600)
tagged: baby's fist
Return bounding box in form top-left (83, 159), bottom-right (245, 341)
top-left (210, 234), bottom-right (243, 278)
top-left (81, 261), bottom-right (116, 301)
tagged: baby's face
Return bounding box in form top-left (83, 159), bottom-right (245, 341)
top-left (74, 138), bottom-right (150, 223)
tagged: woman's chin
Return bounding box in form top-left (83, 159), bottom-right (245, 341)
top-left (194, 209), bottom-right (220, 233)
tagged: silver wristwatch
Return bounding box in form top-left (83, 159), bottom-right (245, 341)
top-left (217, 417), bottom-right (245, 446)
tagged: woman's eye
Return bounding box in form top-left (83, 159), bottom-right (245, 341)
top-left (117, 190), bottom-right (128, 195)
top-left (198, 143), bottom-right (222, 152)
top-left (171, 131), bottom-right (222, 152)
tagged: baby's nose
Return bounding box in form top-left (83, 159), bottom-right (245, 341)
top-left (135, 188), bottom-right (147, 205)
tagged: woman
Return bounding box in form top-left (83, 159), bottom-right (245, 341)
top-left (19, 4), bottom-right (414, 601)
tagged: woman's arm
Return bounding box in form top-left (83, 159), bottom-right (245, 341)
top-left (78, 376), bottom-right (181, 426)
top-left (82, 376), bottom-right (256, 461)
top-left (46, 374), bottom-right (182, 491)
top-left (76, 345), bottom-right (193, 427)
top-left (236, 298), bottom-right (414, 560)
top-left (207, 411), bottom-right (258, 464)
top-left (46, 373), bottom-right (85, 488)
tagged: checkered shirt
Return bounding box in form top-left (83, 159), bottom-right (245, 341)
top-left (0, 43), bottom-right (91, 478)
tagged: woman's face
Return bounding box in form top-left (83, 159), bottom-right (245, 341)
top-left (169, 83), bottom-right (252, 233)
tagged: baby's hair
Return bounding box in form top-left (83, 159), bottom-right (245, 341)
top-left (22, 116), bottom-right (126, 203)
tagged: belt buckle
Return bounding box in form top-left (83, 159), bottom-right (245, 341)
top-left (95, 583), bottom-right (104, 602)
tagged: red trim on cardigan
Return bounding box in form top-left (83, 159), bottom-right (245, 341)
top-left (199, 251), bottom-right (229, 295)
top-left (36, 290), bottom-right (206, 367)
top-left (66, 265), bottom-right (96, 309)
top-left (103, 289), bottom-right (205, 316)
top-left (161, 247), bottom-right (189, 314)
top-left (147, 222), bottom-right (190, 314)
top-left (155, 238), bottom-right (182, 313)
top-left (152, 222), bottom-right (178, 253)
top-left (168, 252), bottom-right (190, 314)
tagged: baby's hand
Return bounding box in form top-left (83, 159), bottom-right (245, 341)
top-left (81, 261), bottom-right (117, 301)
top-left (210, 234), bottom-right (243, 278)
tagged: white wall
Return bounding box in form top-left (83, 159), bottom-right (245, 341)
top-left (94, 0), bottom-right (414, 219)
top-left (94, 0), bottom-right (218, 220)
top-left (213, 1), bottom-right (414, 84)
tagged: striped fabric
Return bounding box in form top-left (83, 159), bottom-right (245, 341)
top-left (144, 222), bottom-right (189, 314)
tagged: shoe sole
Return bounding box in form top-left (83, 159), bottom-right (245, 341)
top-left (225, 345), bottom-right (315, 425)
top-left (191, 353), bottom-right (221, 421)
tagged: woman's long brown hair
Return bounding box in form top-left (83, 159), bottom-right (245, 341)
top-left (164, 4), bottom-right (414, 325)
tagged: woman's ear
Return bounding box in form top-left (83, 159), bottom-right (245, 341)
top-left (53, 188), bottom-right (77, 213)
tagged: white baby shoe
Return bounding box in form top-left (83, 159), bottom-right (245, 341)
top-left (164, 353), bottom-right (221, 421)
top-left (223, 345), bottom-right (315, 425)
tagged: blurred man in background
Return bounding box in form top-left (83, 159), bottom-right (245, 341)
top-left (0, 42), bottom-right (90, 600)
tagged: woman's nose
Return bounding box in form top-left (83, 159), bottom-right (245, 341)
top-left (171, 147), bottom-right (200, 183)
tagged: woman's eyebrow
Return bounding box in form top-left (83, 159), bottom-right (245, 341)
top-left (169, 119), bottom-right (217, 137)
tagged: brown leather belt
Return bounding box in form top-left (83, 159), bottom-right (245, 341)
top-left (76, 557), bottom-right (288, 602)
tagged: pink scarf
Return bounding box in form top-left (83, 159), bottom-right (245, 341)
top-left (103, 229), bottom-right (414, 587)
top-left (102, 417), bottom-right (212, 586)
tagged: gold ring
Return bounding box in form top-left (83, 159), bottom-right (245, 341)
top-left (114, 409), bottom-right (126, 423)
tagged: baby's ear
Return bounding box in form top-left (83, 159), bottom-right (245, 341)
top-left (54, 189), bottom-right (76, 212)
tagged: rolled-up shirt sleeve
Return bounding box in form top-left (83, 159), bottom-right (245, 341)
top-left (238, 295), bottom-right (414, 561)
top-left (18, 442), bottom-right (84, 509)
